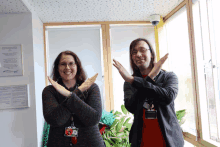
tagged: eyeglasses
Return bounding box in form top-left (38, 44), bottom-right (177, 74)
top-left (59, 62), bottom-right (76, 68)
top-left (131, 48), bottom-right (150, 55)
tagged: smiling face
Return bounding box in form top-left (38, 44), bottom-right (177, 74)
top-left (58, 54), bottom-right (77, 83)
top-left (131, 40), bottom-right (152, 69)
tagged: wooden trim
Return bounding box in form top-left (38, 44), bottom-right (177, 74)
top-left (200, 140), bottom-right (218, 147)
top-left (154, 25), bottom-right (160, 62)
top-left (43, 24), bottom-right (48, 86)
top-left (105, 24), bottom-right (114, 111)
top-left (43, 21), bottom-right (151, 26)
top-left (183, 132), bottom-right (217, 147)
top-left (183, 132), bottom-right (200, 146)
top-left (163, 0), bottom-right (187, 22)
top-left (155, 16), bottom-right (164, 61)
top-left (185, 0), bottom-right (203, 142)
top-left (101, 24), bottom-right (114, 112)
top-left (101, 24), bottom-right (109, 111)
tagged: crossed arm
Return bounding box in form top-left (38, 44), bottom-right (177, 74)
top-left (124, 72), bottom-right (178, 114)
top-left (42, 83), bottom-right (102, 127)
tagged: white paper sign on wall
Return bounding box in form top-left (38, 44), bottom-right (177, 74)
top-left (0, 84), bottom-right (30, 109)
top-left (0, 44), bottom-right (24, 77)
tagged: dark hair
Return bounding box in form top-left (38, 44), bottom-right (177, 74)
top-left (50, 50), bottom-right (87, 85)
top-left (129, 38), bottom-right (156, 76)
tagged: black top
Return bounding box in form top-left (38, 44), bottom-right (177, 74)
top-left (42, 80), bottom-right (105, 147)
top-left (124, 69), bottom-right (184, 147)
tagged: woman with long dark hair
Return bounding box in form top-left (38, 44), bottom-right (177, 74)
top-left (113, 38), bottom-right (184, 147)
top-left (42, 50), bottom-right (105, 147)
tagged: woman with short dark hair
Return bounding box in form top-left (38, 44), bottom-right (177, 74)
top-left (42, 50), bottom-right (105, 147)
top-left (113, 38), bottom-right (184, 147)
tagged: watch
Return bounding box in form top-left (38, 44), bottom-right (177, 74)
top-left (67, 92), bottom-right (73, 99)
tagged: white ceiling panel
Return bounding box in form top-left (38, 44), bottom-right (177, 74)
top-left (0, 0), bottom-right (30, 14)
top-left (1, 0), bottom-right (185, 23)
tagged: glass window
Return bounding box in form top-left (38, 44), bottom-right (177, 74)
top-left (46, 26), bottom-right (106, 109)
top-left (192, 0), bottom-right (220, 145)
top-left (110, 25), bottom-right (155, 123)
top-left (158, 6), bottom-right (197, 136)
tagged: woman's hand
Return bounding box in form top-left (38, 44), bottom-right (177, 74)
top-left (113, 59), bottom-right (134, 84)
top-left (149, 53), bottom-right (169, 79)
top-left (48, 76), bottom-right (71, 97)
top-left (78, 73), bottom-right (98, 92)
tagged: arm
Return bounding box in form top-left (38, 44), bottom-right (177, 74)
top-left (64, 83), bottom-right (102, 127)
top-left (42, 85), bottom-right (89, 127)
top-left (42, 86), bottom-right (73, 127)
top-left (124, 82), bottom-right (141, 114)
top-left (131, 72), bottom-right (179, 105)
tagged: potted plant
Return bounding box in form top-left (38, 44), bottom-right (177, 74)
top-left (99, 106), bottom-right (186, 147)
top-left (99, 105), bottom-right (132, 147)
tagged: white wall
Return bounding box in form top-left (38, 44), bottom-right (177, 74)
top-left (32, 12), bottom-right (45, 147)
top-left (0, 10), bottom-right (44, 147)
top-left (0, 12), bottom-right (104, 147)
top-left (0, 13), bottom-right (38, 147)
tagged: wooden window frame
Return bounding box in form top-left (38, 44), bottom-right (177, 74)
top-left (165, 0), bottom-right (218, 146)
top-left (43, 21), bottom-right (151, 112)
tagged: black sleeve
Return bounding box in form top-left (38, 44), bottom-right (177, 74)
top-left (42, 84), bottom-right (101, 127)
top-left (123, 81), bottom-right (141, 114)
top-left (63, 83), bottom-right (102, 127)
top-left (131, 72), bottom-right (179, 106)
top-left (42, 86), bottom-right (72, 127)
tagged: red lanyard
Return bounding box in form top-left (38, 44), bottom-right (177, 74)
top-left (70, 116), bottom-right (77, 144)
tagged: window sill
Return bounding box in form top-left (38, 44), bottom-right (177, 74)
top-left (183, 132), bottom-right (218, 147)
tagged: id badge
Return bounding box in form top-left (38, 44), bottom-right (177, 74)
top-left (143, 101), bottom-right (157, 119)
top-left (145, 110), bottom-right (157, 119)
top-left (64, 126), bottom-right (78, 137)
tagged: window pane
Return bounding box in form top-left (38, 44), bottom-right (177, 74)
top-left (192, 0), bottom-right (220, 144)
top-left (212, 0), bottom-right (220, 141)
top-left (110, 25), bottom-right (155, 123)
top-left (206, 0), bottom-right (220, 142)
top-left (47, 26), bottom-right (106, 109)
top-left (159, 6), bottom-right (197, 136)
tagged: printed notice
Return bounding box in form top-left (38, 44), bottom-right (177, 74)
top-left (0, 44), bottom-right (23, 77)
top-left (0, 85), bottom-right (30, 109)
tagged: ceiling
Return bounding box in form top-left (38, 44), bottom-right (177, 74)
top-left (0, 0), bottom-right (184, 23)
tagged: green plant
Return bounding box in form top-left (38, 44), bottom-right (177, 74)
top-left (100, 106), bottom-right (186, 147)
top-left (101, 105), bottom-right (132, 147)
top-left (176, 109), bottom-right (186, 126)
